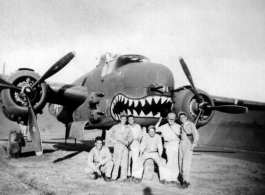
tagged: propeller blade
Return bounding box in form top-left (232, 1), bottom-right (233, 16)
top-left (179, 57), bottom-right (201, 103)
top-left (0, 78), bottom-right (21, 91)
top-left (32, 52), bottom-right (75, 88)
top-left (26, 96), bottom-right (43, 156)
top-left (210, 105), bottom-right (248, 114)
top-left (194, 109), bottom-right (203, 126)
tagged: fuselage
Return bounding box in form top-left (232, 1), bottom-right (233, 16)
top-left (72, 54), bottom-right (174, 127)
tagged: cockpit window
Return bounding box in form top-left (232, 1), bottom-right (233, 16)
top-left (118, 55), bottom-right (150, 66)
top-left (100, 53), bottom-right (150, 77)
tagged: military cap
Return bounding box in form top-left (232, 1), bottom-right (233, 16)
top-left (178, 111), bottom-right (187, 118)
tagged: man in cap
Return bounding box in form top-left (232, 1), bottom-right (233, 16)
top-left (85, 136), bottom-right (113, 182)
top-left (155, 113), bottom-right (181, 184)
top-left (178, 111), bottom-right (199, 188)
top-left (126, 115), bottom-right (144, 182)
top-left (133, 125), bottom-right (167, 184)
top-left (108, 112), bottom-right (133, 182)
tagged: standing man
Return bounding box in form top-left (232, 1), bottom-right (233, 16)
top-left (108, 112), bottom-right (133, 182)
top-left (126, 115), bottom-right (143, 181)
top-left (85, 136), bottom-right (113, 182)
top-left (178, 111), bottom-right (199, 188)
top-left (155, 113), bottom-right (181, 184)
top-left (133, 125), bottom-right (167, 184)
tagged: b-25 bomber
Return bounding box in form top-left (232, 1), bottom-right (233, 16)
top-left (1, 52), bottom-right (265, 155)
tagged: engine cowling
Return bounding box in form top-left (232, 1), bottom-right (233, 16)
top-left (0, 69), bottom-right (48, 123)
top-left (172, 88), bottom-right (214, 128)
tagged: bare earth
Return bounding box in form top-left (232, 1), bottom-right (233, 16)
top-left (1, 138), bottom-right (265, 195)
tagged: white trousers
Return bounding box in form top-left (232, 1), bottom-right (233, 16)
top-left (179, 140), bottom-right (193, 183)
top-left (112, 142), bottom-right (129, 180)
top-left (165, 140), bottom-right (179, 181)
top-left (128, 140), bottom-right (140, 177)
top-left (133, 152), bottom-right (167, 181)
top-left (85, 161), bottom-right (114, 178)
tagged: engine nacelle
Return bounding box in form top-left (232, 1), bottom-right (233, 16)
top-left (172, 88), bottom-right (214, 128)
top-left (0, 69), bottom-right (48, 123)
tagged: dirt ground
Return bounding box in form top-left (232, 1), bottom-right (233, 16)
top-left (0, 138), bottom-right (265, 195)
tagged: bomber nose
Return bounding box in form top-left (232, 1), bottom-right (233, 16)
top-left (120, 62), bottom-right (174, 93)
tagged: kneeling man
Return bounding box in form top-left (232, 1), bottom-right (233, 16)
top-left (85, 136), bottom-right (113, 182)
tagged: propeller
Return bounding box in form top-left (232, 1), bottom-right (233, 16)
top-left (0, 52), bottom-right (75, 155)
top-left (179, 57), bottom-right (248, 124)
top-left (0, 78), bottom-right (21, 91)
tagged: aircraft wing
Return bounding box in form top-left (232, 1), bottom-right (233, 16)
top-left (212, 95), bottom-right (265, 111)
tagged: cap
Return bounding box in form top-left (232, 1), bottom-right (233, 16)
top-left (167, 113), bottom-right (176, 119)
top-left (148, 125), bottom-right (156, 131)
top-left (119, 111), bottom-right (127, 118)
top-left (178, 111), bottom-right (187, 118)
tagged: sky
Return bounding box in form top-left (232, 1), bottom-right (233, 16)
top-left (0, 0), bottom-right (265, 102)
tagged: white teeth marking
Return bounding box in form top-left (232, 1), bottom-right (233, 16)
top-left (161, 97), bottom-right (167, 104)
top-left (154, 96), bottom-right (160, 104)
top-left (171, 104), bottom-right (174, 111)
top-left (134, 100), bottom-right (139, 107)
top-left (118, 94), bottom-right (121, 101)
top-left (154, 113), bottom-right (161, 117)
top-left (113, 99), bottom-right (116, 105)
top-left (140, 99), bottom-right (145, 107)
top-left (129, 99), bottom-right (133, 107)
top-left (146, 97), bottom-right (152, 105)
top-left (140, 111), bottom-right (145, 117)
top-left (124, 97), bottom-right (128, 105)
top-left (133, 109), bottom-right (138, 116)
top-left (127, 109), bottom-right (132, 115)
top-left (146, 112), bottom-right (153, 117)
top-left (121, 95), bottom-right (124, 102)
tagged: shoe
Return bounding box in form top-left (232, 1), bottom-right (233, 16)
top-left (160, 180), bottom-right (166, 184)
top-left (172, 181), bottom-right (181, 187)
top-left (133, 178), bottom-right (142, 184)
top-left (104, 177), bottom-right (111, 182)
top-left (180, 181), bottom-right (189, 189)
top-left (124, 178), bottom-right (132, 182)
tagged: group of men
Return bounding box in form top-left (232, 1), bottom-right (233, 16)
top-left (85, 112), bottom-right (199, 189)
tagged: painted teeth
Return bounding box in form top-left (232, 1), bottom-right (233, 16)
top-left (154, 113), bottom-right (161, 117)
top-left (140, 99), bottom-right (145, 107)
top-left (134, 100), bottom-right (138, 107)
top-left (146, 97), bottom-right (152, 105)
top-left (124, 97), bottom-right (128, 104)
top-left (161, 97), bottom-right (167, 104)
top-left (129, 99), bottom-right (133, 107)
top-left (154, 96), bottom-right (160, 104)
top-left (133, 109), bottom-right (138, 116)
top-left (111, 94), bottom-right (173, 119)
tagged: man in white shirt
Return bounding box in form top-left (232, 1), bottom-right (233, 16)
top-left (108, 113), bottom-right (133, 182)
top-left (178, 111), bottom-right (199, 189)
top-left (126, 115), bottom-right (143, 181)
top-left (156, 113), bottom-right (181, 184)
top-left (85, 136), bottom-right (113, 182)
top-left (133, 125), bottom-right (167, 184)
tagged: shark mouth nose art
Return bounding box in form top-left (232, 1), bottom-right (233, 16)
top-left (110, 94), bottom-right (173, 120)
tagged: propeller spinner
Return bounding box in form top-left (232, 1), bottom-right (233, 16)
top-left (0, 52), bottom-right (75, 155)
top-left (179, 57), bottom-right (248, 126)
